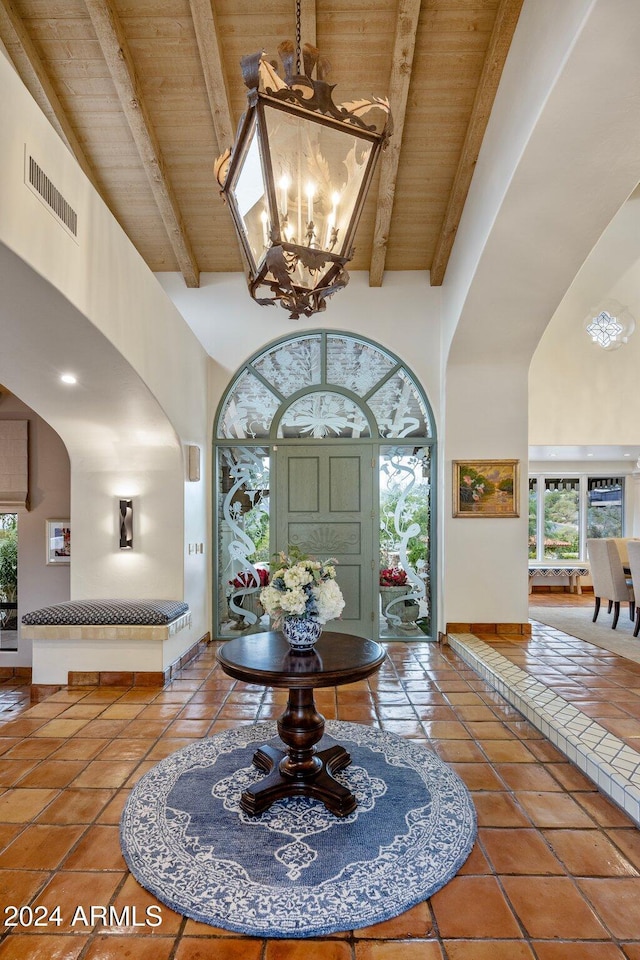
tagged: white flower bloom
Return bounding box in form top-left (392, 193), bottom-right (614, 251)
top-left (259, 585), bottom-right (283, 616)
top-left (284, 567), bottom-right (312, 589)
top-left (313, 578), bottom-right (345, 623)
top-left (279, 586), bottom-right (308, 615)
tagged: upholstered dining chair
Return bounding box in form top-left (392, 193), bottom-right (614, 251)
top-left (626, 540), bottom-right (640, 638)
top-left (610, 537), bottom-right (640, 567)
top-left (586, 538), bottom-right (635, 629)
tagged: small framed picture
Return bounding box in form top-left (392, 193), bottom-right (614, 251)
top-left (46, 520), bottom-right (71, 564)
top-left (453, 460), bottom-right (520, 518)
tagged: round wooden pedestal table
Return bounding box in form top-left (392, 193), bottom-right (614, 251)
top-left (217, 631), bottom-right (386, 817)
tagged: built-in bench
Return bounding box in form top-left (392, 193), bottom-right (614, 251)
top-left (528, 565), bottom-right (589, 595)
top-left (21, 599), bottom-right (195, 688)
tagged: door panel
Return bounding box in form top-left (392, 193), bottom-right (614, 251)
top-left (287, 522), bottom-right (361, 553)
top-left (288, 457), bottom-right (319, 512)
top-left (329, 457), bottom-right (361, 511)
top-left (333, 563), bottom-right (361, 621)
top-left (276, 445), bottom-right (375, 638)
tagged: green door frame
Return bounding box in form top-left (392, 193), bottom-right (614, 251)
top-left (213, 330), bottom-right (437, 642)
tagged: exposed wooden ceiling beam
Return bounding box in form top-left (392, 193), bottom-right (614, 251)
top-left (429, 0), bottom-right (524, 286)
top-left (0, 0), bottom-right (96, 186)
top-left (189, 0), bottom-right (234, 151)
top-left (84, 0), bottom-right (200, 288)
top-left (369, 0), bottom-right (421, 288)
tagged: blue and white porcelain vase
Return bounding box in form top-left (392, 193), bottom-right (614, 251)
top-left (282, 616), bottom-right (322, 651)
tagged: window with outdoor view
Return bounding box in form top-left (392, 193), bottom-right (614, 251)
top-left (0, 514), bottom-right (18, 651)
top-left (587, 478), bottom-right (623, 539)
top-left (529, 475), bottom-right (624, 561)
top-left (543, 478), bottom-right (579, 560)
top-left (528, 479), bottom-right (537, 560)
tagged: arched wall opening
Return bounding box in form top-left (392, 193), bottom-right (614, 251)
top-left (0, 242), bottom-right (206, 679)
top-left (438, 0), bottom-right (640, 629)
top-left (0, 388), bottom-right (70, 668)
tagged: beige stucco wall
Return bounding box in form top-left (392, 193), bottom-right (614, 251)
top-left (0, 50), bottom-right (210, 681)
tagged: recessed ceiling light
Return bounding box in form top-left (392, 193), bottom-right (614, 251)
top-left (60, 373), bottom-right (77, 385)
top-left (549, 453), bottom-right (557, 458)
top-left (624, 453), bottom-right (631, 457)
top-left (587, 453), bottom-right (594, 457)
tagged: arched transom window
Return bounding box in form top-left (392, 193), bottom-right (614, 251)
top-left (217, 333), bottom-right (432, 441)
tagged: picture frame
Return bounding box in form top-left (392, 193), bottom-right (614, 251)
top-left (453, 460), bottom-right (520, 518)
top-left (46, 519), bottom-right (71, 564)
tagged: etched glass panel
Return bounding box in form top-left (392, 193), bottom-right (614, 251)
top-left (253, 336), bottom-right (322, 396)
top-left (379, 446), bottom-right (431, 640)
top-left (278, 391), bottom-right (371, 438)
top-left (217, 447), bottom-right (270, 636)
top-left (218, 371), bottom-right (280, 439)
top-left (326, 335), bottom-right (396, 393)
top-left (369, 369), bottom-right (431, 438)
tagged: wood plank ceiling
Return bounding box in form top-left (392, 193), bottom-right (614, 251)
top-left (0, 0), bottom-right (523, 289)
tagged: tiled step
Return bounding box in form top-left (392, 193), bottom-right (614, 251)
top-left (449, 632), bottom-right (640, 826)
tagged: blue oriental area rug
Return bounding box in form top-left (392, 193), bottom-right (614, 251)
top-left (120, 721), bottom-right (477, 938)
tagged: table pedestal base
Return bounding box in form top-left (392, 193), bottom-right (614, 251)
top-left (240, 742), bottom-right (357, 817)
top-left (217, 634), bottom-right (386, 819)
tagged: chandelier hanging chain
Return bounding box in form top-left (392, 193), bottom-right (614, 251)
top-left (295, 0), bottom-right (302, 76)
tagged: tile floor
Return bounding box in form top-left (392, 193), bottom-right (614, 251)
top-left (0, 673), bottom-right (31, 720)
top-left (0, 614), bottom-right (639, 958)
top-left (450, 621), bottom-right (640, 824)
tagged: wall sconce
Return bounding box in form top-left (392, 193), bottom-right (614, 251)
top-left (119, 499), bottom-right (133, 549)
top-left (187, 445), bottom-right (201, 482)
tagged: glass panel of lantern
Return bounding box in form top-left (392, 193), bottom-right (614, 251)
top-left (262, 104), bottom-right (375, 275)
top-left (227, 118), bottom-right (269, 273)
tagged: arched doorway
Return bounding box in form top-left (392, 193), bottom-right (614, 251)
top-left (213, 332), bottom-right (436, 640)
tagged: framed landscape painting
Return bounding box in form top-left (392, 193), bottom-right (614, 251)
top-left (453, 460), bottom-right (519, 518)
top-left (46, 519), bottom-right (71, 563)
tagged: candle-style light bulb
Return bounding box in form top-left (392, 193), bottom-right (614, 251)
top-left (279, 175), bottom-right (290, 217)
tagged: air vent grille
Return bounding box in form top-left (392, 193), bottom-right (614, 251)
top-left (27, 156), bottom-right (78, 237)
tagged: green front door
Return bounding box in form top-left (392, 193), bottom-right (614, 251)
top-left (275, 445), bottom-right (376, 637)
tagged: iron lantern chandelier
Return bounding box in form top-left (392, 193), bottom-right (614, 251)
top-left (215, 33), bottom-right (391, 320)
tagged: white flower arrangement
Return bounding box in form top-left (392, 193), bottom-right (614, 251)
top-left (260, 553), bottom-right (345, 627)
